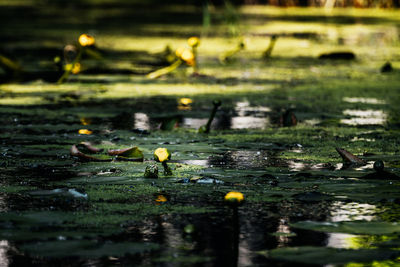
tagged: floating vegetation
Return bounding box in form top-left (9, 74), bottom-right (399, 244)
top-left (0, 3), bottom-right (400, 267)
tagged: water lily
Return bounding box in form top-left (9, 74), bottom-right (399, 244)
top-left (71, 62), bottom-right (81, 74)
top-left (178, 97), bottom-right (193, 110)
top-left (188, 36), bottom-right (200, 47)
top-left (224, 191), bottom-right (244, 203)
top-left (154, 148), bottom-right (172, 175)
top-left (155, 194), bottom-right (168, 203)
top-left (78, 33), bottom-right (95, 47)
top-left (78, 129), bottom-right (93, 135)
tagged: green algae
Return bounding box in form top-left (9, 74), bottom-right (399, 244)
top-left (0, 2), bottom-right (400, 266)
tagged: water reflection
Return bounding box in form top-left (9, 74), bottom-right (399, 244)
top-left (111, 100), bottom-right (276, 131)
top-left (134, 113), bottom-right (150, 130)
top-left (327, 202), bottom-right (378, 249)
top-left (182, 118), bottom-right (209, 129)
top-left (208, 150), bottom-right (285, 169)
top-left (326, 233), bottom-right (358, 249)
top-left (232, 101), bottom-right (271, 129)
top-left (276, 218), bottom-right (292, 248)
top-left (343, 97), bottom-right (386, 105)
top-left (230, 116), bottom-right (269, 129)
top-left (330, 202), bottom-right (377, 222)
top-left (0, 195), bottom-right (7, 212)
top-left (234, 101), bottom-right (271, 116)
top-left (0, 240), bottom-right (9, 267)
top-left (288, 161), bottom-right (307, 171)
top-left (341, 109), bottom-right (387, 125)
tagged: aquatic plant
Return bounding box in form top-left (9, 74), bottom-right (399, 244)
top-left (224, 191), bottom-right (244, 204)
top-left (178, 97), bottom-right (193, 110)
top-left (147, 37), bottom-right (200, 79)
top-left (219, 39), bottom-right (245, 64)
top-left (154, 148), bottom-right (172, 175)
top-left (188, 36), bottom-right (200, 73)
top-left (262, 35), bottom-right (278, 59)
top-left (57, 34), bottom-right (99, 84)
top-left (78, 34), bottom-right (95, 47)
top-left (199, 100), bottom-right (221, 133)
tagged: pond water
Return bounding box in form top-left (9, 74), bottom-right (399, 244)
top-left (1, 1), bottom-right (400, 266)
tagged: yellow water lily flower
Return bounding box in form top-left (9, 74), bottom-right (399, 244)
top-left (79, 34), bottom-right (95, 47)
top-left (154, 148), bottom-right (171, 162)
top-left (155, 194), bottom-right (168, 203)
top-left (71, 62), bottom-right (81, 74)
top-left (188, 36), bottom-right (200, 47)
top-left (78, 129), bottom-right (93, 135)
top-left (175, 47), bottom-right (185, 58)
top-left (80, 117), bottom-right (92, 126)
top-left (179, 98), bottom-right (193, 106)
top-left (224, 191), bottom-right (244, 203)
top-left (180, 49), bottom-right (194, 65)
top-left (175, 48), bottom-right (194, 65)
top-left (64, 63), bottom-right (73, 71)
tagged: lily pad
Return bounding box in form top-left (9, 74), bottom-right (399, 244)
top-left (21, 240), bottom-right (160, 258)
top-left (70, 145), bottom-right (111, 162)
top-left (262, 246), bottom-right (400, 265)
top-left (28, 188), bottom-right (88, 199)
top-left (291, 221), bottom-right (400, 235)
top-left (76, 142), bottom-right (104, 154)
top-left (108, 146), bottom-right (144, 161)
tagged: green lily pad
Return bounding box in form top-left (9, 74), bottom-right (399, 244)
top-left (291, 221), bottom-right (400, 235)
top-left (21, 240), bottom-right (160, 258)
top-left (108, 146), bottom-right (144, 161)
top-left (261, 246), bottom-right (400, 265)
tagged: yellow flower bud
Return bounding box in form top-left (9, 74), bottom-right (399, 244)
top-left (188, 36), bottom-right (200, 47)
top-left (179, 98), bottom-right (193, 106)
top-left (79, 34), bottom-right (95, 47)
top-left (64, 63), bottom-right (73, 71)
top-left (71, 62), bottom-right (81, 74)
top-left (154, 148), bottom-right (171, 162)
top-left (175, 47), bottom-right (185, 58)
top-left (181, 49), bottom-right (194, 65)
top-left (155, 194), bottom-right (168, 203)
top-left (78, 129), bottom-right (93, 135)
top-left (224, 191), bottom-right (244, 203)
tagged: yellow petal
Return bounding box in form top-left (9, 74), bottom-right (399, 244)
top-left (179, 98), bottom-right (193, 106)
top-left (154, 148), bottom-right (171, 162)
top-left (79, 34), bottom-right (95, 47)
top-left (155, 194), bottom-right (168, 203)
top-left (224, 191), bottom-right (244, 203)
top-left (78, 129), bottom-right (93, 135)
top-left (188, 36), bottom-right (200, 47)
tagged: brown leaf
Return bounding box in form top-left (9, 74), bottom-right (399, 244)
top-left (78, 142), bottom-right (104, 153)
top-left (70, 145), bottom-right (111, 162)
top-left (336, 147), bottom-right (366, 165)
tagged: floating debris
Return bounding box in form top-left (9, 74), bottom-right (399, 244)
top-left (380, 62), bottom-right (393, 73)
top-left (318, 51), bottom-right (355, 60)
